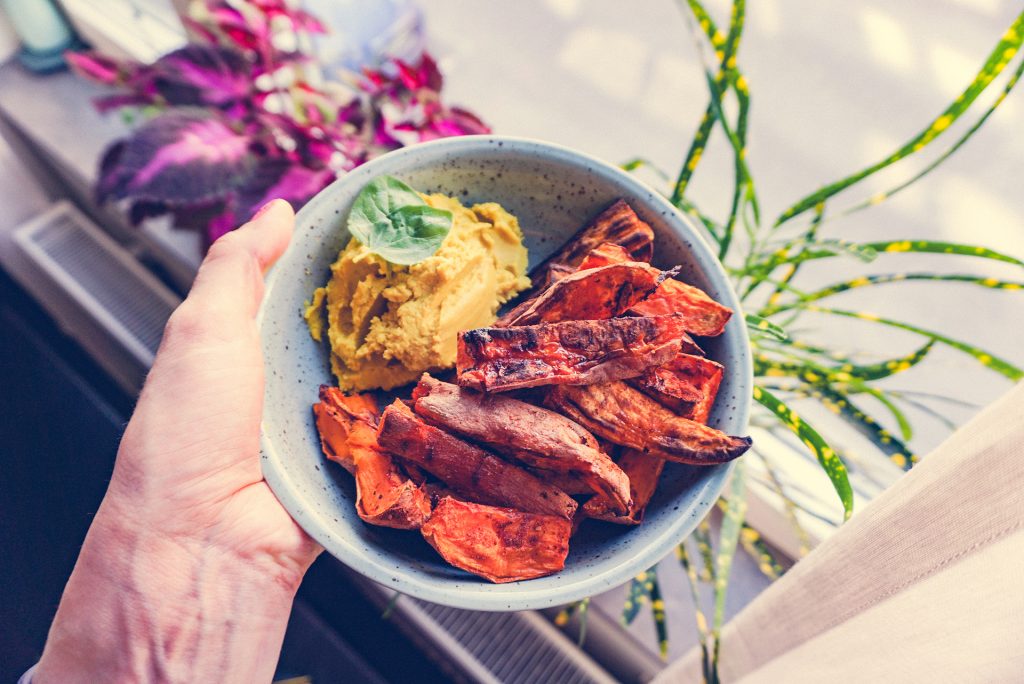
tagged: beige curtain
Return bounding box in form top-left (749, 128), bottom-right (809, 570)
top-left (656, 381), bottom-right (1024, 683)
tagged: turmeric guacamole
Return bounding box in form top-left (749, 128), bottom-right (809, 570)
top-left (305, 194), bottom-right (531, 391)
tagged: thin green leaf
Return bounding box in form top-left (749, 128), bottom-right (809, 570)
top-left (747, 313), bottom-right (789, 341)
top-left (844, 339), bottom-right (935, 381)
top-left (694, 518), bottom-right (716, 582)
top-left (869, 389), bottom-right (915, 442)
top-left (576, 597), bottom-right (591, 647)
top-left (754, 353), bottom-right (917, 468)
top-left (761, 338), bottom-right (934, 381)
top-left (756, 339), bottom-right (926, 442)
top-left (840, 55), bottom-right (1024, 217)
top-left (739, 524), bottom-right (786, 581)
top-left (814, 383), bottom-right (916, 470)
top-left (677, 542), bottom-right (712, 682)
top-left (554, 598), bottom-right (593, 646)
top-left (755, 340), bottom-right (932, 384)
top-left (743, 238), bottom-right (878, 299)
top-left (754, 385), bottom-right (854, 519)
top-left (863, 240), bottom-right (1024, 266)
top-left (806, 306), bottom-right (1024, 380)
top-left (700, 67), bottom-right (753, 260)
top-left (744, 238), bottom-right (1021, 301)
top-left (622, 568), bottom-right (657, 625)
top-left (775, 11), bottom-right (1024, 225)
top-left (766, 273), bottom-right (1024, 314)
top-left (766, 203), bottom-right (826, 309)
top-left (649, 573), bottom-right (669, 660)
top-left (711, 463), bottom-right (748, 676)
top-left (672, 0), bottom-right (747, 202)
top-left (381, 591), bottom-right (400, 620)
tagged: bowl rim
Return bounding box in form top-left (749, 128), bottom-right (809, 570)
top-left (258, 134), bottom-right (753, 610)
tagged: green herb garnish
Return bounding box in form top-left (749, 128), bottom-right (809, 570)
top-left (348, 175), bottom-right (453, 265)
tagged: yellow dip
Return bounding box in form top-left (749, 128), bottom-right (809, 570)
top-left (305, 194), bottom-right (531, 391)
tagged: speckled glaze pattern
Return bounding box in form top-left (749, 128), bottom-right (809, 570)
top-left (257, 136), bottom-right (752, 611)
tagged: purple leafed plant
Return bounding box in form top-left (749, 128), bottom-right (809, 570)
top-left (67, 1), bottom-right (489, 246)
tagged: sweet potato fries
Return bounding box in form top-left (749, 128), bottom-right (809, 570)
top-left (457, 314), bottom-right (689, 392)
top-left (310, 199), bottom-right (751, 585)
top-left (377, 399), bottom-right (578, 520)
top-left (421, 497), bottom-right (571, 583)
top-left (315, 387), bottom-right (430, 529)
top-left (412, 374), bottom-right (631, 513)
top-left (545, 381), bottom-right (752, 464)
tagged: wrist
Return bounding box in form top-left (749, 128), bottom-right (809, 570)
top-left (35, 496), bottom-right (306, 684)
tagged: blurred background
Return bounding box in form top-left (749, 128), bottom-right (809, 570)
top-left (1, 1), bottom-right (1021, 682)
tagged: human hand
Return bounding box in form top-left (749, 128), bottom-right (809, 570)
top-left (35, 200), bottom-right (321, 683)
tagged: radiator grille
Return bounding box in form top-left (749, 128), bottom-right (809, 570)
top-left (30, 214), bottom-right (175, 355)
top-left (413, 601), bottom-right (616, 684)
top-left (10, 202), bottom-right (181, 390)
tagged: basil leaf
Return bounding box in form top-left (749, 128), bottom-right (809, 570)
top-left (347, 175), bottom-right (453, 265)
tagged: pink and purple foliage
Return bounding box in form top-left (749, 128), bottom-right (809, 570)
top-left (67, 1), bottom-right (488, 248)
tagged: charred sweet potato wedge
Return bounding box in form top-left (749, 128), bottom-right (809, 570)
top-left (412, 375), bottom-right (631, 513)
top-left (545, 381), bottom-right (751, 464)
top-left (314, 386), bottom-right (384, 473)
top-left (313, 387), bottom-right (430, 529)
top-left (421, 497), bottom-right (572, 583)
top-left (529, 469), bottom-right (594, 495)
top-left (347, 420), bottom-right (431, 529)
top-left (313, 401), bottom-right (356, 474)
top-left (584, 357), bottom-right (724, 523)
top-left (530, 200), bottom-right (655, 288)
top-left (575, 241), bottom-right (635, 270)
top-left (319, 386), bottom-right (380, 422)
top-left (457, 314), bottom-right (689, 393)
top-left (630, 281), bottom-right (732, 337)
top-left (631, 354), bottom-right (724, 421)
top-left (582, 450), bottom-right (665, 525)
top-left (496, 263), bottom-right (673, 328)
top-left (576, 242), bottom-right (733, 337)
top-left (377, 400), bottom-right (577, 519)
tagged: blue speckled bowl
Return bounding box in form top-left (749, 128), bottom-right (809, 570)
top-left (258, 136), bottom-right (752, 611)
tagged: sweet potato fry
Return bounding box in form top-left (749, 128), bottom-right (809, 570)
top-left (529, 469), bottom-right (594, 495)
top-left (576, 242), bottom-right (733, 337)
top-left (319, 386), bottom-right (380, 422)
top-left (575, 241), bottom-right (635, 270)
top-left (630, 281), bottom-right (732, 337)
top-left (582, 450), bottom-right (665, 525)
top-left (585, 358), bottom-right (724, 524)
top-left (313, 387), bottom-right (430, 529)
top-left (314, 386), bottom-right (384, 472)
top-left (313, 401), bottom-right (356, 474)
top-left (630, 353), bottom-right (724, 421)
top-left (545, 381), bottom-right (751, 464)
top-left (530, 200), bottom-right (655, 288)
top-left (421, 497), bottom-right (572, 583)
top-left (412, 375), bottom-right (631, 513)
top-left (377, 400), bottom-right (577, 519)
top-left (496, 263), bottom-right (673, 327)
top-left (537, 262), bottom-right (576, 289)
top-left (457, 314), bottom-right (689, 393)
top-left (348, 420), bottom-right (431, 529)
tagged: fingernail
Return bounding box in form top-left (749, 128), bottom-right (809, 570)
top-left (252, 199), bottom-right (281, 220)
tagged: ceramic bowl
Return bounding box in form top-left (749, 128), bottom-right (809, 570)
top-left (258, 136), bottom-right (752, 611)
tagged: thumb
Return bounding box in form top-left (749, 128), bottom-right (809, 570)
top-left (181, 200), bottom-right (295, 329)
